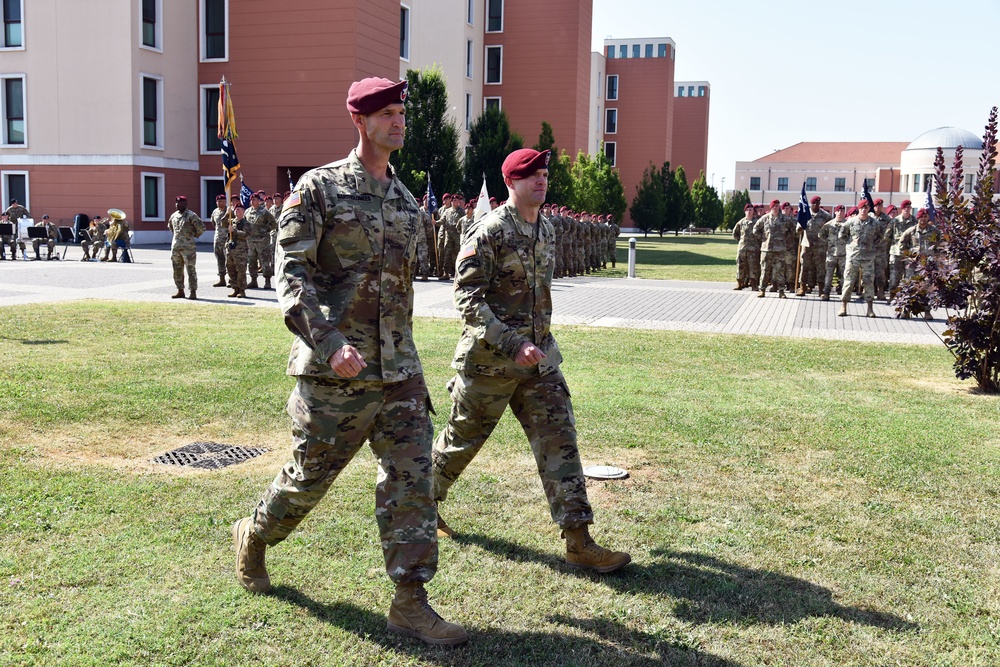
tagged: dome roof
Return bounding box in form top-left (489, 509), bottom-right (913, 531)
top-left (906, 127), bottom-right (983, 151)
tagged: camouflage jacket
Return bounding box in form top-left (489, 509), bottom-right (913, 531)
top-left (752, 212), bottom-right (795, 252)
top-left (450, 202), bottom-right (562, 378)
top-left (805, 208), bottom-right (833, 246)
top-left (227, 218), bottom-right (249, 253)
top-left (275, 149), bottom-right (422, 382)
top-left (818, 219), bottom-right (846, 258)
top-left (732, 215), bottom-right (760, 251)
top-left (899, 223), bottom-right (939, 257)
top-left (876, 212), bottom-right (894, 251)
top-left (167, 209), bottom-right (205, 249)
top-left (245, 205), bottom-right (276, 241)
top-left (888, 215), bottom-right (915, 256)
top-left (211, 207), bottom-right (230, 242)
top-left (89, 221), bottom-right (108, 244)
top-left (4, 204), bottom-right (29, 223)
top-left (839, 213), bottom-right (883, 261)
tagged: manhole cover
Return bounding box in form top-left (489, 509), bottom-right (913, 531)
top-left (152, 441), bottom-right (269, 470)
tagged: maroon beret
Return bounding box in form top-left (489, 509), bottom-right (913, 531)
top-left (442, 193), bottom-right (452, 199)
top-left (858, 199), bottom-right (870, 208)
top-left (489, 197), bottom-right (497, 203)
top-left (744, 204), bottom-right (753, 212)
top-left (770, 199), bottom-right (781, 207)
top-left (901, 199), bottom-right (912, 208)
top-left (502, 148), bottom-right (551, 180)
top-left (250, 192), bottom-right (261, 200)
top-left (175, 196), bottom-right (187, 202)
top-left (847, 206), bottom-right (859, 216)
top-left (215, 194), bottom-right (226, 200)
top-left (834, 204), bottom-right (845, 211)
top-left (782, 202), bottom-right (791, 208)
top-left (273, 193), bottom-right (283, 199)
top-left (346, 78), bottom-right (408, 115)
top-left (284, 191), bottom-right (291, 198)
top-left (810, 196), bottom-right (821, 204)
top-left (917, 208), bottom-right (929, 218)
top-left (873, 198), bottom-right (884, 206)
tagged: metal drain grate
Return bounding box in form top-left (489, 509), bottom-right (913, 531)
top-left (152, 441), bottom-right (269, 470)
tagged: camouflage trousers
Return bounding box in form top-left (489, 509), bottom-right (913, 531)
top-left (759, 251), bottom-right (786, 291)
top-left (823, 255), bottom-right (846, 296)
top-left (608, 240), bottom-right (617, 268)
top-left (785, 249), bottom-right (797, 287)
top-left (171, 245), bottom-right (198, 291)
top-left (248, 238), bottom-right (272, 280)
top-left (432, 370), bottom-right (594, 529)
top-left (252, 374), bottom-right (437, 584)
top-left (415, 229), bottom-right (430, 278)
top-left (888, 254), bottom-right (906, 292)
top-left (874, 251), bottom-right (889, 296)
top-left (736, 248), bottom-right (760, 286)
top-left (225, 245), bottom-right (248, 292)
top-left (1, 235), bottom-right (15, 258)
top-left (798, 246), bottom-right (825, 290)
top-left (424, 228), bottom-right (437, 277)
top-left (842, 255), bottom-right (875, 302)
top-left (214, 238), bottom-right (228, 277)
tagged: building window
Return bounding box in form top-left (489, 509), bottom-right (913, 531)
top-left (201, 177), bottom-right (225, 219)
top-left (141, 75), bottom-right (162, 148)
top-left (2, 0), bottom-right (22, 48)
top-left (2, 171), bottom-right (27, 210)
top-left (466, 40), bottom-right (473, 78)
top-left (467, 0), bottom-right (475, 25)
top-left (201, 85), bottom-right (222, 154)
top-left (606, 45), bottom-right (614, 59)
top-left (750, 177), bottom-right (761, 191)
top-left (142, 173), bottom-right (165, 220)
top-left (2, 75), bottom-right (25, 146)
top-left (658, 43), bottom-right (667, 58)
top-left (688, 86), bottom-right (695, 96)
top-left (698, 86), bottom-right (707, 97)
top-left (202, 0), bottom-right (228, 61)
top-left (965, 173), bottom-right (974, 193)
top-left (484, 96), bottom-right (501, 112)
top-left (486, 0), bottom-right (502, 32)
top-left (835, 177), bottom-right (846, 192)
top-left (777, 177), bottom-right (788, 191)
top-left (806, 177), bottom-right (817, 191)
top-left (465, 93), bottom-right (472, 131)
top-left (141, 0), bottom-right (160, 50)
top-left (399, 4), bottom-right (410, 60)
top-left (645, 44), bottom-right (653, 58)
top-left (604, 142), bottom-right (616, 167)
top-left (606, 75), bottom-right (618, 101)
top-left (863, 178), bottom-right (874, 190)
top-left (618, 44), bottom-right (626, 58)
top-left (631, 44), bottom-right (640, 58)
top-left (485, 45), bottom-right (502, 84)
top-left (605, 108), bottom-right (617, 134)
top-left (913, 174), bottom-right (920, 192)
top-left (677, 86), bottom-right (684, 97)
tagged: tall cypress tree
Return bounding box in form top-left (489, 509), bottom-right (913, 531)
top-left (462, 106), bottom-right (523, 199)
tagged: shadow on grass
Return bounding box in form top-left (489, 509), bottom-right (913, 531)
top-left (0, 335), bottom-right (70, 345)
top-left (272, 585), bottom-right (747, 666)
top-left (452, 533), bottom-right (917, 633)
top-left (635, 250), bottom-right (731, 267)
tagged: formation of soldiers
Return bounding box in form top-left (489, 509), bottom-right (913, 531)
top-left (208, 190), bottom-right (280, 298)
top-left (417, 192), bottom-right (620, 280)
top-left (732, 196), bottom-right (939, 317)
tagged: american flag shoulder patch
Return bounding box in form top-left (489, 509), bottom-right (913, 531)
top-left (282, 191), bottom-right (302, 212)
top-left (457, 243), bottom-right (477, 262)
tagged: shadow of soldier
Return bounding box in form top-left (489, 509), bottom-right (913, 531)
top-left (451, 533), bottom-right (917, 633)
top-left (271, 585), bottom-right (749, 667)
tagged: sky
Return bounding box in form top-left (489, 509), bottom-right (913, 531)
top-left (591, 0), bottom-right (1000, 193)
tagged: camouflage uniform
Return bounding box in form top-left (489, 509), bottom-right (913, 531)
top-left (608, 221), bottom-right (619, 268)
top-left (168, 208), bottom-right (206, 292)
top-left (245, 204), bottom-right (276, 284)
top-left (212, 205), bottom-right (231, 280)
top-left (888, 213), bottom-right (915, 292)
top-left (432, 202), bottom-right (594, 530)
top-left (441, 206), bottom-right (462, 278)
top-left (818, 217), bottom-right (847, 297)
top-left (732, 213), bottom-right (760, 288)
top-left (840, 212), bottom-right (883, 303)
top-left (19, 220), bottom-right (58, 259)
top-left (250, 150), bottom-right (436, 584)
top-left (268, 203), bottom-right (282, 264)
top-left (225, 217), bottom-right (249, 295)
top-left (102, 219), bottom-right (131, 261)
top-left (798, 207), bottom-right (832, 293)
top-left (416, 206), bottom-right (435, 279)
top-left (753, 211), bottom-right (795, 293)
top-left (4, 204), bottom-right (30, 259)
top-left (549, 213), bottom-right (562, 277)
top-left (899, 222), bottom-right (940, 279)
top-left (81, 220), bottom-right (107, 260)
top-left (0, 215), bottom-right (14, 259)
top-left (874, 211), bottom-right (893, 298)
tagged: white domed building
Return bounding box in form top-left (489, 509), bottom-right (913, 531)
top-left (900, 127), bottom-right (984, 203)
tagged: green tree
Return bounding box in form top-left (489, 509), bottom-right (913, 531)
top-left (723, 189), bottom-right (752, 230)
top-left (659, 161), bottom-right (675, 236)
top-left (670, 166), bottom-right (694, 235)
top-left (533, 122), bottom-right (573, 206)
top-left (629, 163), bottom-right (665, 237)
top-left (462, 106), bottom-right (523, 199)
top-left (533, 121), bottom-right (555, 152)
top-left (569, 147), bottom-right (626, 221)
top-left (390, 66), bottom-right (462, 200)
top-left (691, 170), bottom-right (724, 230)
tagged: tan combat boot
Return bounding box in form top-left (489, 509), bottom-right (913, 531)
top-left (795, 287), bottom-right (805, 297)
top-left (232, 517), bottom-right (271, 594)
top-left (733, 283), bottom-right (744, 291)
top-left (562, 525), bottom-right (631, 573)
top-left (757, 290), bottom-right (766, 298)
top-left (436, 506), bottom-right (455, 539)
top-left (213, 276), bottom-right (226, 287)
top-left (171, 289), bottom-right (185, 299)
top-left (837, 302), bottom-right (848, 317)
top-left (778, 290), bottom-right (787, 299)
top-left (821, 293), bottom-right (830, 301)
top-left (248, 277), bottom-right (259, 289)
top-left (387, 582), bottom-right (469, 645)
top-left (227, 289), bottom-right (239, 298)
top-left (188, 290), bottom-right (197, 300)
top-left (263, 278), bottom-right (272, 290)
top-left (866, 299), bottom-right (875, 318)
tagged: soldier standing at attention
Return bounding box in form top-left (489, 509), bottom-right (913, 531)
top-left (753, 200), bottom-right (795, 298)
top-left (245, 193), bottom-right (276, 289)
top-left (796, 196), bottom-right (832, 296)
top-left (731, 203), bottom-right (759, 290)
top-left (871, 198), bottom-right (893, 300)
top-left (838, 199), bottom-right (882, 318)
top-left (887, 199), bottom-right (915, 295)
top-left (269, 193), bottom-right (284, 265)
top-left (231, 77), bottom-right (467, 646)
top-left (211, 194), bottom-right (230, 287)
top-left (431, 148), bottom-right (631, 575)
top-left (167, 196), bottom-right (206, 300)
top-left (818, 205), bottom-right (848, 301)
top-left (225, 204), bottom-right (249, 298)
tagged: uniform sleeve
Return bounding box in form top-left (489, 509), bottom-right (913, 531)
top-left (274, 181), bottom-right (348, 361)
top-left (732, 222), bottom-right (740, 242)
top-left (453, 227), bottom-right (530, 359)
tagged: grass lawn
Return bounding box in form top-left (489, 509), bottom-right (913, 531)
top-left (2, 302), bottom-right (999, 666)
top-left (598, 234), bottom-right (738, 283)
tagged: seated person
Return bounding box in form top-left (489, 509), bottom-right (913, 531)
top-left (17, 215), bottom-right (59, 260)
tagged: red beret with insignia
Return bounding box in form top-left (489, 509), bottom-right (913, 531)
top-left (443, 193), bottom-right (452, 199)
top-left (489, 197), bottom-right (497, 203)
top-left (858, 199), bottom-right (870, 208)
top-left (873, 198), bottom-right (884, 206)
top-left (847, 206), bottom-right (859, 216)
top-left (917, 207), bottom-right (929, 218)
top-left (770, 199), bottom-right (781, 208)
top-left (744, 204), bottom-right (753, 212)
top-left (810, 196), bottom-right (821, 204)
top-left (175, 196), bottom-right (187, 202)
top-left (901, 199), bottom-right (912, 208)
top-left (834, 204), bottom-right (845, 211)
top-left (346, 78), bottom-right (408, 115)
top-left (502, 149), bottom-right (551, 180)
top-left (274, 193), bottom-right (283, 199)
top-left (215, 194), bottom-right (226, 200)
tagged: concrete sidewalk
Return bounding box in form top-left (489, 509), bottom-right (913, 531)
top-left (0, 245), bottom-right (947, 345)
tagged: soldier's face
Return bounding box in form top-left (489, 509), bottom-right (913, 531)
top-left (811, 202), bottom-right (819, 213)
top-left (176, 200), bottom-right (187, 212)
top-left (902, 205), bottom-right (912, 218)
top-left (507, 169), bottom-right (549, 208)
top-left (835, 210), bottom-right (845, 221)
top-left (917, 216), bottom-right (928, 228)
top-left (357, 103), bottom-right (406, 153)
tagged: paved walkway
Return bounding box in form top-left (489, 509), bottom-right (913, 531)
top-left (0, 245), bottom-right (947, 345)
